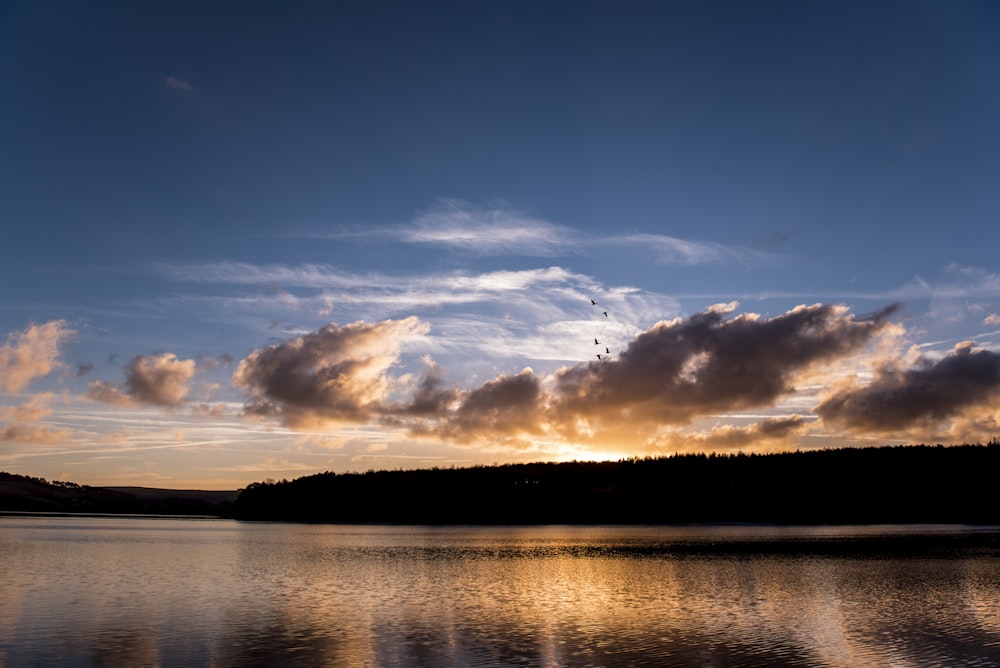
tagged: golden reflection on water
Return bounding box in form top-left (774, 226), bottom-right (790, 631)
top-left (3, 519), bottom-right (1000, 667)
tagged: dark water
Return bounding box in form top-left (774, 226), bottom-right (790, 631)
top-left (2, 518), bottom-right (1000, 667)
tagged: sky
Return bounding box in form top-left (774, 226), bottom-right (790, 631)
top-left (2, 1), bottom-right (1000, 490)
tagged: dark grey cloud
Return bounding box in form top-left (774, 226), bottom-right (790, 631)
top-left (427, 370), bottom-right (544, 444)
top-left (816, 342), bottom-right (1000, 433)
top-left (548, 303), bottom-right (900, 435)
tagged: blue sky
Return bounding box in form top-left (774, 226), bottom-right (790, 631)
top-left (2, 1), bottom-right (999, 489)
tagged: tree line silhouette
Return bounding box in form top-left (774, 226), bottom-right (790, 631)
top-left (0, 472), bottom-right (236, 516)
top-left (232, 442), bottom-right (1000, 525)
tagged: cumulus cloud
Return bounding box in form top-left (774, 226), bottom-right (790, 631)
top-left (546, 302), bottom-right (900, 439)
top-left (0, 320), bottom-right (74, 393)
top-left (88, 353), bottom-right (196, 407)
top-left (165, 76), bottom-right (193, 93)
top-left (233, 317), bottom-right (429, 428)
top-left (233, 304), bottom-right (900, 452)
top-left (985, 314), bottom-right (1000, 327)
top-left (421, 369), bottom-right (545, 446)
top-left (816, 341), bottom-right (1000, 434)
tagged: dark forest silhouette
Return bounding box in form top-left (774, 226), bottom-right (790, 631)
top-left (0, 473), bottom-right (236, 517)
top-left (4, 443), bottom-right (999, 524)
top-left (231, 443), bottom-right (1000, 525)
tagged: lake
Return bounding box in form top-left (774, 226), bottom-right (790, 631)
top-left (2, 518), bottom-right (1000, 667)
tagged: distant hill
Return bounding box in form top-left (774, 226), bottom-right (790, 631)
top-left (231, 443), bottom-right (1000, 525)
top-left (0, 473), bottom-right (237, 517)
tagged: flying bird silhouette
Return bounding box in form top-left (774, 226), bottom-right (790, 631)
top-left (596, 354), bottom-right (602, 360)
top-left (605, 347), bottom-right (610, 354)
top-left (602, 311), bottom-right (608, 318)
top-left (594, 338), bottom-right (600, 345)
top-left (590, 299), bottom-right (597, 305)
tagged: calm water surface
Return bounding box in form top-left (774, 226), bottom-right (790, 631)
top-left (2, 517), bottom-right (1000, 667)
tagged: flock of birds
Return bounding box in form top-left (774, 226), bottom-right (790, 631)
top-left (590, 298), bottom-right (611, 360)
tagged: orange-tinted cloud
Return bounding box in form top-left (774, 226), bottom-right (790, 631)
top-left (233, 317), bottom-right (428, 428)
top-left (87, 352), bottom-right (196, 407)
top-left (0, 393), bottom-right (75, 444)
top-left (237, 305), bottom-right (900, 453)
top-left (86, 380), bottom-right (135, 407)
top-left (648, 417), bottom-right (810, 454)
top-left (546, 302), bottom-right (899, 439)
top-left (0, 422), bottom-right (75, 444)
top-left (0, 320), bottom-right (74, 393)
top-left (0, 393), bottom-right (56, 423)
top-left (816, 341), bottom-right (1000, 434)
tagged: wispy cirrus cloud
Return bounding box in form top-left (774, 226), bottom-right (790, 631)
top-left (404, 199), bottom-right (580, 256)
top-left (165, 76), bottom-right (193, 93)
top-left (278, 200), bottom-right (796, 267)
top-left (900, 265), bottom-right (1000, 301)
top-left (149, 261), bottom-right (674, 363)
top-left (291, 199), bottom-right (580, 257)
top-left (152, 261), bottom-right (621, 314)
top-left (612, 233), bottom-right (791, 267)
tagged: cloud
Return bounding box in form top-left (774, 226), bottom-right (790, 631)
top-left (985, 314), bottom-right (1000, 327)
top-left (195, 354), bottom-right (233, 371)
top-left (0, 393), bottom-right (56, 423)
top-left (415, 369), bottom-right (545, 446)
top-left (405, 199), bottom-right (579, 256)
top-left (398, 361), bottom-right (458, 417)
top-left (649, 417), bottom-right (810, 453)
top-left (546, 302), bottom-right (900, 439)
top-left (270, 200), bottom-right (793, 267)
top-left (816, 341), bottom-right (1000, 434)
top-left (233, 317), bottom-right (429, 428)
top-left (155, 260), bottom-right (586, 296)
top-left (86, 380), bottom-right (134, 407)
top-left (0, 393), bottom-right (75, 444)
top-left (0, 320), bottom-right (74, 393)
top-left (613, 233), bottom-right (788, 267)
top-left (88, 353), bottom-right (196, 407)
top-left (0, 422), bottom-right (75, 444)
top-left (165, 76), bottom-right (193, 93)
top-left (234, 304), bottom-right (900, 453)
